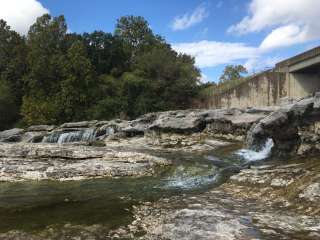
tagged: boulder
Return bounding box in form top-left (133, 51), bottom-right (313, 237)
top-left (149, 110), bottom-right (206, 133)
top-left (21, 131), bottom-right (46, 143)
top-left (0, 128), bottom-right (24, 142)
top-left (260, 111), bottom-right (288, 129)
top-left (289, 97), bottom-right (314, 117)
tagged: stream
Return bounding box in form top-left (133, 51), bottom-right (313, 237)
top-left (0, 141), bottom-right (279, 239)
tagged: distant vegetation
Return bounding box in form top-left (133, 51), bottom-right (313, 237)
top-left (0, 14), bottom-right (200, 129)
top-left (197, 64), bottom-right (249, 101)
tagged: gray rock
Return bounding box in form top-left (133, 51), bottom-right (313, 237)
top-left (0, 143), bottom-right (170, 181)
top-left (260, 111), bottom-right (288, 128)
top-left (313, 92), bottom-right (320, 109)
top-left (21, 131), bottom-right (46, 143)
top-left (0, 128), bottom-right (24, 142)
top-left (279, 97), bottom-right (297, 106)
top-left (27, 125), bottom-right (56, 132)
top-left (245, 106), bottom-right (280, 114)
top-left (289, 97), bottom-right (314, 117)
top-left (299, 182), bottom-right (320, 202)
top-left (60, 121), bottom-right (98, 128)
top-left (149, 110), bottom-right (205, 133)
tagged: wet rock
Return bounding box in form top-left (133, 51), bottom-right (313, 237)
top-left (206, 156), bottom-right (230, 168)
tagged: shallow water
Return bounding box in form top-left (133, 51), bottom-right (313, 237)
top-left (0, 144), bottom-right (247, 234)
top-left (2, 140), bottom-right (294, 240)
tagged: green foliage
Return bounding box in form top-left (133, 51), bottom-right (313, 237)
top-left (219, 64), bottom-right (248, 84)
top-left (198, 65), bottom-right (249, 101)
top-left (0, 14), bottom-right (200, 126)
top-left (0, 79), bottom-right (19, 130)
top-left (115, 16), bottom-right (154, 49)
top-left (0, 20), bottom-right (27, 129)
top-left (58, 40), bottom-right (97, 121)
top-left (21, 95), bottom-right (59, 125)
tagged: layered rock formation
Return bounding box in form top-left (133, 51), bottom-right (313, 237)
top-left (2, 95), bottom-right (320, 157)
top-left (247, 94), bottom-right (320, 156)
top-left (0, 143), bottom-right (169, 181)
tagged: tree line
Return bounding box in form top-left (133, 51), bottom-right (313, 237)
top-left (0, 14), bottom-right (200, 130)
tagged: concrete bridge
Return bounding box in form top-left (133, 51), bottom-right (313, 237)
top-left (195, 46), bottom-right (320, 109)
top-left (276, 46), bottom-right (320, 99)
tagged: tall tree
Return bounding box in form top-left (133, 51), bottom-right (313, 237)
top-left (22, 14), bottom-right (67, 124)
top-left (58, 40), bottom-right (97, 121)
top-left (0, 79), bottom-right (19, 130)
top-left (219, 65), bottom-right (248, 83)
top-left (115, 16), bottom-right (154, 48)
top-left (0, 20), bottom-right (27, 128)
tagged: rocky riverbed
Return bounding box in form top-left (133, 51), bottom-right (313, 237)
top-left (0, 96), bottom-right (320, 239)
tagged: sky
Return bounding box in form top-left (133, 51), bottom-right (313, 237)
top-left (1, 0), bottom-right (320, 83)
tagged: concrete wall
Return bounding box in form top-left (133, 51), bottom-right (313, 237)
top-left (287, 72), bottom-right (320, 99)
top-left (194, 71), bottom-right (286, 109)
top-left (194, 46), bottom-right (320, 110)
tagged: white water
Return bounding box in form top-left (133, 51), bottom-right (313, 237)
top-left (236, 138), bottom-right (274, 162)
top-left (158, 165), bottom-right (219, 190)
top-left (43, 128), bottom-right (97, 144)
top-left (57, 128), bottom-right (96, 144)
top-left (163, 174), bottom-right (218, 190)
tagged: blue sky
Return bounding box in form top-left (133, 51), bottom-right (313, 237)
top-left (1, 0), bottom-right (320, 82)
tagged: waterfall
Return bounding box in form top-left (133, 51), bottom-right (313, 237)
top-left (236, 138), bottom-right (274, 162)
top-left (42, 132), bottom-right (62, 143)
top-left (43, 128), bottom-right (97, 144)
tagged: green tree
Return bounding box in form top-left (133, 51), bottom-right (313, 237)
top-left (58, 40), bottom-right (97, 121)
top-left (219, 65), bottom-right (248, 83)
top-left (0, 79), bottom-right (19, 130)
top-left (114, 16), bottom-right (160, 66)
top-left (135, 45), bottom-right (200, 111)
top-left (115, 16), bottom-right (154, 48)
top-left (0, 20), bottom-right (27, 127)
top-left (22, 14), bottom-right (67, 124)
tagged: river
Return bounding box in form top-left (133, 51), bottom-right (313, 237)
top-left (0, 140), bottom-right (317, 239)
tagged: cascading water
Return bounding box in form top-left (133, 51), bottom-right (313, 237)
top-left (236, 138), bottom-right (274, 162)
top-left (43, 128), bottom-right (97, 144)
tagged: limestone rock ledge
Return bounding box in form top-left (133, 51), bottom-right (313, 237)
top-left (0, 143), bottom-right (170, 182)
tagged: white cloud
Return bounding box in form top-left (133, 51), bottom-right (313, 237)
top-left (260, 25), bottom-right (308, 50)
top-left (172, 40), bottom-right (285, 77)
top-left (172, 40), bottom-right (258, 68)
top-left (0, 0), bottom-right (49, 35)
top-left (244, 56), bottom-right (282, 73)
top-left (199, 73), bottom-right (211, 83)
top-left (228, 0), bottom-right (320, 50)
top-left (171, 4), bottom-right (209, 31)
